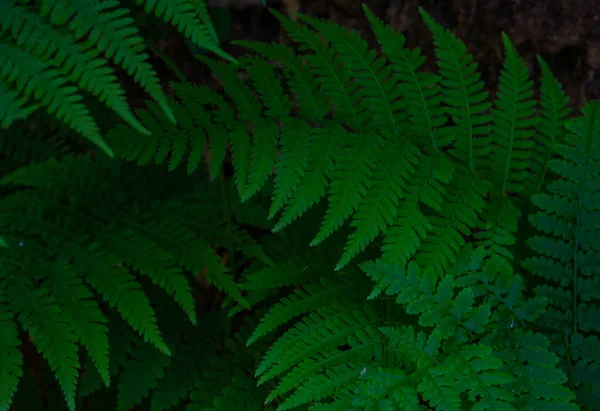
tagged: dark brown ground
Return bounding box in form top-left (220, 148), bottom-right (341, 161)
top-left (145, 0), bottom-right (600, 112)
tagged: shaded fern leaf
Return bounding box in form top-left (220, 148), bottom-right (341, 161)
top-left (490, 33), bottom-right (538, 194)
top-left (420, 7), bottom-right (493, 169)
top-left (523, 101), bottom-right (600, 408)
top-left (527, 56), bottom-right (571, 196)
top-left (0, 0), bottom-right (232, 155)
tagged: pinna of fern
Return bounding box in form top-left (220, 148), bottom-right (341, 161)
top-left (0, 0), bottom-right (233, 156)
top-left (0, 153), bottom-right (265, 410)
top-left (523, 101), bottom-right (600, 409)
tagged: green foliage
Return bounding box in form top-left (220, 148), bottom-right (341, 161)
top-left (1, 3), bottom-right (599, 411)
top-left (0, 0), bottom-right (234, 156)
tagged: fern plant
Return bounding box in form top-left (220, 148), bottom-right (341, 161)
top-left (104, 4), bottom-right (600, 410)
top-left (0, 149), bottom-right (273, 409)
top-left (0, 0), bottom-right (234, 156)
top-left (1, 3), bottom-right (600, 410)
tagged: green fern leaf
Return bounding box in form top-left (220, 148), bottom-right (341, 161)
top-left (0, 40), bottom-right (112, 156)
top-left (490, 33), bottom-right (538, 194)
top-left (45, 259), bottom-right (110, 387)
top-left (116, 338), bottom-right (170, 411)
top-left (420, 7), bottom-right (493, 169)
top-left (364, 5), bottom-right (448, 149)
top-left (527, 56), bottom-right (571, 196)
top-left (6, 276), bottom-right (80, 410)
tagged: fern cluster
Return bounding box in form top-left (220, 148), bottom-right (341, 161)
top-left (1, 3), bottom-right (599, 410)
top-left (0, 0), bottom-right (233, 156)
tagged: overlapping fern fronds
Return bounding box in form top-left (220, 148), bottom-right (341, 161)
top-left (2, 2), bottom-right (599, 410)
top-left (523, 101), bottom-right (600, 409)
top-left (0, 153), bottom-right (264, 410)
top-left (0, 0), bottom-right (233, 156)
top-left (104, 4), bottom-right (599, 409)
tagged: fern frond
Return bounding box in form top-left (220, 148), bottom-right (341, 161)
top-left (523, 100), bottom-right (600, 407)
top-left (420, 7), bottom-right (493, 169)
top-left (490, 33), bottom-right (538, 194)
top-left (527, 56), bottom-right (571, 196)
top-left (0, 39), bottom-right (111, 155)
top-left (4, 275), bottom-right (80, 410)
top-left (130, 0), bottom-right (234, 62)
top-left (0, 81), bottom-right (38, 128)
top-left (44, 259), bottom-right (110, 387)
top-left (298, 13), bottom-right (403, 131)
top-left (247, 276), bottom-right (358, 346)
top-left (0, 291), bottom-right (22, 411)
top-left (272, 9), bottom-right (362, 126)
top-left (116, 337), bottom-right (170, 411)
top-left (0, 1), bottom-right (149, 137)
